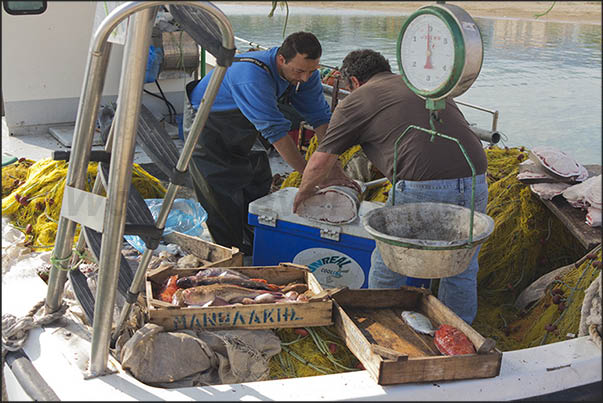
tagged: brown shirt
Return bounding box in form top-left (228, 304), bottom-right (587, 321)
top-left (317, 72), bottom-right (488, 182)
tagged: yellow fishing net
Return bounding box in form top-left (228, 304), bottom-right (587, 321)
top-left (471, 146), bottom-right (590, 349)
top-left (269, 326), bottom-right (361, 379)
top-left (2, 158), bottom-right (166, 251)
top-left (491, 247), bottom-right (601, 351)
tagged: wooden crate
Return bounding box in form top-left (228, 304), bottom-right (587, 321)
top-left (150, 231), bottom-right (243, 284)
top-left (145, 263), bottom-right (332, 331)
top-left (332, 287), bottom-right (502, 385)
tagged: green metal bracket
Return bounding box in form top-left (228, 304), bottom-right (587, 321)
top-left (200, 47), bottom-right (206, 78)
top-left (426, 98), bottom-right (446, 133)
top-left (426, 98), bottom-right (446, 111)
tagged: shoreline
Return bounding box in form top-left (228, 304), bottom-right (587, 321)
top-left (237, 2), bottom-right (601, 25)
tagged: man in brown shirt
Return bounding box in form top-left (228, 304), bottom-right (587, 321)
top-left (293, 49), bottom-right (488, 324)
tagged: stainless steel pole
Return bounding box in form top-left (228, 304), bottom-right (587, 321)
top-left (89, 6), bottom-right (159, 376)
top-left (44, 38), bottom-right (112, 314)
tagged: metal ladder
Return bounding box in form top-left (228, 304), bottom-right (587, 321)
top-left (43, 1), bottom-right (235, 377)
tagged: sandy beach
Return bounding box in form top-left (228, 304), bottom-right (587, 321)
top-left (242, 1), bottom-right (601, 25)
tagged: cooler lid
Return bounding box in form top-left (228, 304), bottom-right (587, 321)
top-left (248, 187), bottom-right (383, 239)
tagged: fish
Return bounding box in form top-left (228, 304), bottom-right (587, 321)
top-left (176, 273), bottom-right (274, 291)
top-left (433, 324), bottom-right (476, 356)
top-left (195, 267), bottom-right (251, 279)
top-left (401, 311), bottom-right (436, 336)
top-left (159, 274), bottom-right (179, 303)
top-left (172, 284), bottom-right (282, 307)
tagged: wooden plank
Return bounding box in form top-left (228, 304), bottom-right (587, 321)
top-left (332, 287), bottom-right (430, 309)
top-left (539, 164), bottom-right (602, 251)
top-left (305, 268), bottom-right (325, 294)
top-left (280, 262), bottom-right (311, 272)
top-left (145, 276), bottom-right (156, 312)
top-left (371, 345), bottom-right (408, 361)
top-left (378, 351), bottom-right (502, 385)
top-left (149, 299), bottom-right (332, 331)
top-left (346, 308), bottom-right (439, 357)
top-left (149, 298), bottom-right (177, 309)
top-left (332, 301), bottom-right (383, 383)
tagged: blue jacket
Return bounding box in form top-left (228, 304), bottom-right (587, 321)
top-left (190, 47), bottom-right (331, 144)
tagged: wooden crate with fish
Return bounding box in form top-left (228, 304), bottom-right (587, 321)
top-left (331, 287), bottom-right (502, 385)
top-left (145, 262), bottom-right (333, 331)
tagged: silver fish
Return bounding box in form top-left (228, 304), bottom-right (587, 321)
top-left (401, 311), bottom-right (435, 336)
top-left (196, 267), bottom-right (251, 280)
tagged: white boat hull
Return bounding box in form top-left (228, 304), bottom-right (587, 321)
top-left (2, 269), bottom-right (601, 401)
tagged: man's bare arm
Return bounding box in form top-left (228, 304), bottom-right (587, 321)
top-left (272, 134), bottom-right (307, 173)
top-left (312, 122), bottom-right (329, 143)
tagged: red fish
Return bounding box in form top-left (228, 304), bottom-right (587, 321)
top-left (433, 324), bottom-right (476, 356)
top-left (159, 275), bottom-right (179, 303)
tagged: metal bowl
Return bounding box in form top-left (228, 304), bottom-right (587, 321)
top-left (362, 202), bottom-right (494, 278)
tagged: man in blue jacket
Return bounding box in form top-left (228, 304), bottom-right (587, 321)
top-left (186, 31), bottom-right (333, 255)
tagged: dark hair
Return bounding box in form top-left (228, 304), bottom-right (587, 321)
top-left (340, 49), bottom-right (391, 84)
top-left (277, 31), bottom-right (322, 62)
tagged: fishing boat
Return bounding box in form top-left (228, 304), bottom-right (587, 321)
top-left (2, 1), bottom-right (601, 401)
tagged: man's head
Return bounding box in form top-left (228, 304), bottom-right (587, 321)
top-left (340, 49), bottom-right (391, 91)
top-left (277, 32), bottom-right (322, 86)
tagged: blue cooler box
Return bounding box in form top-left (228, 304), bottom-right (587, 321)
top-left (248, 187), bottom-right (382, 289)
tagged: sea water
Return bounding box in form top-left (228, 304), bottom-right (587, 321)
top-left (216, 3), bottom-right (602, 165)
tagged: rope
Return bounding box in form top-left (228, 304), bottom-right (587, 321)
top-left (589, 324), bottom-right (602, 349)
top-left (1, 299), bottom-right (69, 399)
top-left (2, 299), bottom-right (69, 358)
top-left (50, 253), bottom-right (74, 271)
top-left (580, 270), bottom-right (601, 349)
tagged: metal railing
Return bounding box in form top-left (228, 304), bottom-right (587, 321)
top-left (44, 1), bottom-right (235, 377)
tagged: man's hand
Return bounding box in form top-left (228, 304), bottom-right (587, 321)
top-left (293, 186), bottom-right (318, 213)
top-left (319, 176), bottom-right (361, 193)
top-left (323, 163), bottom-right (361, 193)
top-left (293, 151), bottom-right (339, 214)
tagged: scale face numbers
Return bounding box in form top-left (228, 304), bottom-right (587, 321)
top-left (397, 4), bottom-right (483, 102)
top-left (401, 14), bottom-right (455, 93)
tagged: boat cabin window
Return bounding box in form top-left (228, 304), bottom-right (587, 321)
top-left (3, 1), bottom-right (47, 15)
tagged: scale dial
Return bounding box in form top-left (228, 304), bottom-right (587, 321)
top-left (397, 4), bottom-right (483, 101)
top-left (401, 14), bottom-right (455, 93)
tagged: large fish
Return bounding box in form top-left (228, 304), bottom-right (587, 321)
top-left (176, 273), bottom-right (274, 291)
top-left (172, 284), bottom-right (283, 307)
top-left (433, 324), bottom-right (476, 356)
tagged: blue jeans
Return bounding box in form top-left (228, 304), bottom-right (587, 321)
top-left (368, 174), bottom-right (488, 324)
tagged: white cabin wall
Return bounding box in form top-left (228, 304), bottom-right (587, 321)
top-left (1, 1), bottom-right (202, 135)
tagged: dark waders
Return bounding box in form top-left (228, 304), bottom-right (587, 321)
top-left (183, 59), bottom-right (303, 256)
top-left (183, 81), bottom-right (272, 256)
